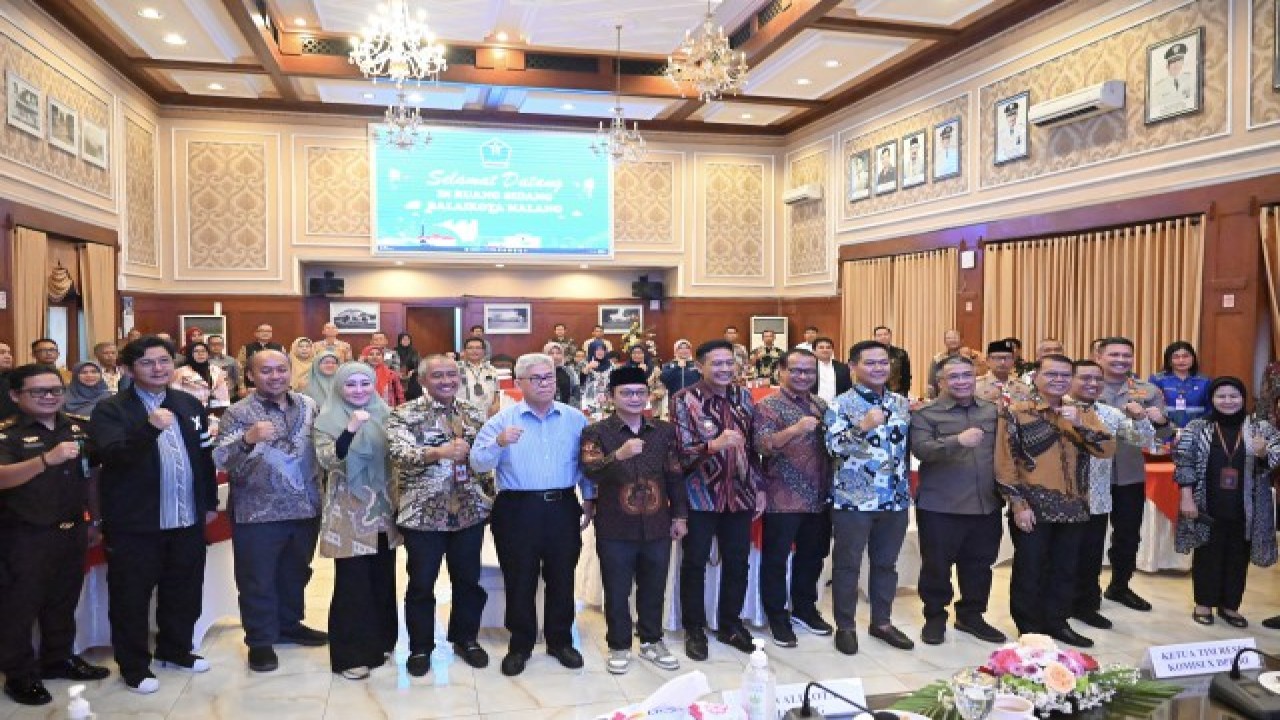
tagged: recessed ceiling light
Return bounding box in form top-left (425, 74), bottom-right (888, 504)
top-left (824, 59), bottom-right (841, 68)
top-left (206, 82), bottom-right (225, 91)
top-left (137, 7), bottom-right (163, 20)
top-left (162, 33), bottom-right (187, 46)
top-left (495, 263), bottom-right (505, 268)
top-left (293, 17), bottom-right (307, 27)
top-left (795, 78), bottom-right (812, 86)
top-left (579, 263), bottom-right (588, 269)
top-left (740, 113), bottom-right (753, 119)
top-left (394, 260), bottom-right (404, 266)
top-left (495, 31), bottom-right (509, 42)
top-left (561, 103), bottom-right (575, 110)
top-left (407, 92), bottom-right (423, 102)
top-left (362, 92), bottom-right (375, 100)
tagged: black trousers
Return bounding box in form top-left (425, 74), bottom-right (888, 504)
top-left (231, 516), bottom-right (320, 647)
top-left (489, 491), bottom-right (582, 654)
top-left (1107, 483), bottom-right (1145, 591)
top-left (596, 536), bottom-right (671, 650)
top-left (759, 511), bottom-right (831, 625)
top-left (0, 523), bottom-right (87, 681)
top-left (1073, 513), bottom-right (1109, 615)
top-left (329, 533), bottom-right (398, 673)
top-left (105, 524), bottom-right (206, 682)
top-left (401, 523), bottom-right (487, 655)
top-left (916, 509), bottom-right (1002, 623)
top-left (680, 510), bottom-right (752, 631)
top-left (1008, 518), bottom-right (1084, 634)
top-left (1192, 517), bottom-right (1251, 610)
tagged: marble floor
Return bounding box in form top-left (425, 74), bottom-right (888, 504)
top-left (9, 560), bottom-right (1280, 720)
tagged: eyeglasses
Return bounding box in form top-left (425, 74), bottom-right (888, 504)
top-left (520, 373), bottom-right (557, 385)
top-left (616, 388), bottom-right (650, 399)
top-left (786, 368), bottom-right (816, 376)
top-left (134, 357), bottom-right (174, 369)
top-left (19, 387), bottom-right (65, 397)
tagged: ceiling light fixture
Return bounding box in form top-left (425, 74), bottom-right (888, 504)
top-left (795, 78), bottom-right (812, 86)
top-left (561, 103), bottom-right (575, 110)
top-left (590, 25), bottom-right (646, 164)
top-left (665, 0), bottom-right (749, 101)
top-left (362, 92), bottom-right (375, 100)
top-left (740, 113), bottom-right (752, 119)
top-left (162, 33), bottom-right (187, 46)
top-left (137, 7), bottom-right (163, 20)
top-left (376, 89), bottom-right (430, 151)
top-left (349, 0), bottom-right (448, 87)
top-left (824, 59), bottom-right (841, 68)
top-left (293, 17), bottom-right (307, 27)
top-left (495, 31), bottom-right (509, 42)
top-left (207, 82), bottom-right (225, 91)
top-left (495, 264), bottom-right (505, 268)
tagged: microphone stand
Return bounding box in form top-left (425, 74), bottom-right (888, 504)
top-left (780, 681), bottom-right (899, 720)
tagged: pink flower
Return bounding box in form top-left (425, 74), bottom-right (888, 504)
top-left (986, 648), bottom-right (1023, 675)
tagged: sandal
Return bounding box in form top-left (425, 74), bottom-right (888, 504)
top-left (1218, 609), bottom-right (1249, 628)
top-left (1192, 608), bottom-right (1214, 625)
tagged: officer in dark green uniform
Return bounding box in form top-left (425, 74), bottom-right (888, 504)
top-left (0, 364), bottom-right (109, 706)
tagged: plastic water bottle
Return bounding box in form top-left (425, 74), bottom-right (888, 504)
top-left (741, 639), bottom-right (776, 720)
top-left (67, 684), bottom-right (95, 720)
top-left (430, 644), bottom-right (452, 686)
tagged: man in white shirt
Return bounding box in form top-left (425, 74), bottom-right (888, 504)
top-left (795, 327), bottom-right (819, 352)
top-left (812, 338), bottom-right (851, 405)
top-left (996, 101), bottom-right (1025, 163)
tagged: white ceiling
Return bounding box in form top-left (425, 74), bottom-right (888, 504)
top-left (697, 101), bottom-right (805, 125)
top-left (840, 0), bottom-right (998, 26)
top-left (92, 0), bottom-right (254, 63)
top-left (745, 30), bottom-right (913, 100)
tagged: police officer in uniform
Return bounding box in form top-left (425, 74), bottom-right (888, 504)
top-left (0, 364), bottom-right (109, 706)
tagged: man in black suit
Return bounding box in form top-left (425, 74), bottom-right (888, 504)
top-left (89, 336), bottom-right (219, 695)
top-left (812, 338), bottom-right (852, 404)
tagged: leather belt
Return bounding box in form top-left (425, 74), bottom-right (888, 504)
top-left (504, 489), bottom-right (571, 502)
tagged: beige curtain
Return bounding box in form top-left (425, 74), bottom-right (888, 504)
top-left (1262, 206), bottom-right (1280, 357)
top-left (983, 216), bottom-right (1204, 376)
top-left (842, 248), bottom-right (957, 397)
top-left (12, 227), bottom-right (49, 364)
top-left (79, 242), bottom-right (117, 351)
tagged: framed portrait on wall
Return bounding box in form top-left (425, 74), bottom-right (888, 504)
top-left (933, 117), bottom-right (961, 181)
top-left (179, 315), bottom-right (227, 341)
top-left (847, 149), bottom-right (871, 202)
top-left (1145, 27), bottom-right (1203, 124)
top-left (48, 98), bottom-right (78, 156)
top-left (329, 301), bottom-right (380, 333)
top-left (6, 71), bottom-right (42, 139)
top-left (872, 139), bottom-right (897, 196)
top-left (994, 91), bottom-right (1029, 165)
top-left (483, 303), bottom-right (531, 335)
top-left (81, 120), bottom-right (108, 169)
top-left (900, 130), bottom-right (927, 189)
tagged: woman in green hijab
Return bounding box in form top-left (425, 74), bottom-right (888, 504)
top-left (313, 362), bottom-right (401, 680)
top-left (303, 350), bottom-right (341, 409)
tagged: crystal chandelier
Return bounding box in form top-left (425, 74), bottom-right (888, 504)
top-left (591, 25), bottom-right (646, 163)
top-left (665, 0), bottom-right (749, 101)
top-left (348, 0), bottom-right (448, 86)
top-left (377, 91), bottom-right (430, 151)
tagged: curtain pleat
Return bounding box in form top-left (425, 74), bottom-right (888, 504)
top-left (79, 242), bottom-right (117, 351)
top-left (12, 227), bottom-right (49, 365)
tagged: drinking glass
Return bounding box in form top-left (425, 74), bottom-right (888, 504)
top-left (950, 668), bottom-right (997, 720)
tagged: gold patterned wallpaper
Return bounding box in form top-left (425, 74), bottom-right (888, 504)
top-left (787, 149), bottom-right (829, 278)
top-left (703, 161), bottom-right (766, 278)
top-left (0, 25), bottom-right (111, 199)
top-left (186, 141), bottom-right (269, 270)
top-left (125, 118), bottom-right (157, 269)
top-left (615, 159), bottom-right (677, 245)
top-left (305, 147), bottom-right (369, 236)
top-left (841, 94), bottom-right (968, 219)
top-left (1252, 0), bottom-right (1280, 126)
top-left (980, 0), bottom-right (1228, 188)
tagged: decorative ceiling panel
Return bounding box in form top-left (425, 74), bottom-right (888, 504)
top-left (843, 0), bottom-right (998, 26)
top-left (746, 30), bottom-right (914, 99)
top-left (89, 0), bottom-right (254, 63)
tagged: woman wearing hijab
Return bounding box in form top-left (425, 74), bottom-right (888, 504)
top-left (1175, 376), bottom-right (1280, 627)
top-left (170, 341), bottom-right (232, 412)
top-left (289, 337), bottom-right (316, 392)
top-left (395, 333), bottom-right (423, 402)
top-left (360, 346), bottom-right (405, 407)
top-left (304, 350), bottom-right (341, 409)
top-left (65, 361), bottom-right (109, 416)
top-left (313, 362), bottom-right (401, 680)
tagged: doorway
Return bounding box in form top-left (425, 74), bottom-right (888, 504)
top-left (405, 306), bottom-right (458, 355)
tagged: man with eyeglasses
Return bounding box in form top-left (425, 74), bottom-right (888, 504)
top-left (910, 356), bottom-right (1005, 647)
top-left (995, 354), bottom-right (1115, 648)
top-left (976, 339), bottom-right (1032, 406)
top-left (30, 339), bottom-right (71, 384)
top-left (1066, 359), bottom-right (1155, 636)
top-left (472, 353), bottom-right (595, 676)
top-left (0, 364), bottom-right (109, 706)
top-left (754, 349), bottom-right (834, 648)
top-left (89, 335), bottom-right (220, 693)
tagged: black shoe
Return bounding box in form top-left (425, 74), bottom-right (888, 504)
top-left (1049, 625), bottom-right (1094, 648)
top-left (715, 625), bottom-right (756, 654)
top-left (921, 618), bottom-right (946, 646)
top-left (868, 624), bottom-right (915, 650)
top-left (247, 646), bottom-right (278, 673)
top-left (1217, 609), bottom-right (1249, 628)
top-left (770, 620), bottom-right (798, 648)
top-left (1072, 611), bottom-right (1113, 630)
top-left (41, 655), bottom-right (110, 681)
top-left (500, 651), bottom-right (529, 676)
top-left (279, 625), bottom-right (329, 647)
top-left (547, 645), bottom-right (584, 669)
top-left (685, 627), bottom-right (709, 661)
top-left (406, 653), bottom-right (430, 677)
top-left (4, 678), bottom-right (52, 706)
top-left (791, 610), bottom-right (834, 636)
top-left (1104, 586), bottom-right (1152, 611)
top-left (1262, 615), bottom-right (1280, 630)
top-left (834, 629), bottom-right (858, 655)
top-left (954, 617), bottom-right (1007, 644)
top-left (454, 641), bottom-right (489, 669)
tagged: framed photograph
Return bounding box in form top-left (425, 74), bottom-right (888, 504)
top-left (47, 98), bottom-right (78, 156)
top-left (1145, 27), bottom-right (1204, 124)
top-left (873, 139), bottom-right (898, 196)
top-left (484, 303), bottom-right (531, 334)
top-left (847, 149), bottom-right (871, 203)
top-left (598, 304), bottom-right (643, 334)
top-left (329, 301), bottom-right (380, 333)
top-left (994, 91), bottom-right (1029, 165)
top-left (81, 120), bottom-right (107, 169)
top-left (6, 70), bottom-right (42, 138)
top-left (933, 117), bottom-right (962, 181)
top-left (179, 315), bottom-right (227, 341)
top-left (900, 130), bottom-right (928, 189)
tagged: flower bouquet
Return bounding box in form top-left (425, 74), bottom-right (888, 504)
top-left (891, 634), bottom-right (1180, 719)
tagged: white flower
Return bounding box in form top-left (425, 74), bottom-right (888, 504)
top-left (1018, 633), bottom-right (1058, 652)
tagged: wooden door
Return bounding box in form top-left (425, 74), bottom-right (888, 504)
top-left (404, 306), bottom-right (457, 355)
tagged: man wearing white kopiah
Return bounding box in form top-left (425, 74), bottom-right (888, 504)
top-left (996, 102), bottom-right (1025, 163)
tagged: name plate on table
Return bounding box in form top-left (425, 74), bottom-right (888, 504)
top-left (724, 679), bottom-right (867, 719)
top-left (1149, 638), bottom-right (1259, 678)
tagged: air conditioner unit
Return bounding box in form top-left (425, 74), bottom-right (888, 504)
top-left (1029, 80), bottom-right (1126, 127)
top-left (782, 183), bottom-right (823, 205)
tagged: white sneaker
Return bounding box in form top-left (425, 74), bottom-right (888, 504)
top-left (341, 666), bottom-right (371, 680)
top-left (606, 649), bottom-right (631, 675)
top-left (157, 654), bottom-right (210, 673)
top-left (639, 641), bottom-right (680, 671)
top-left (126, 676), bottom-right (160, 694)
